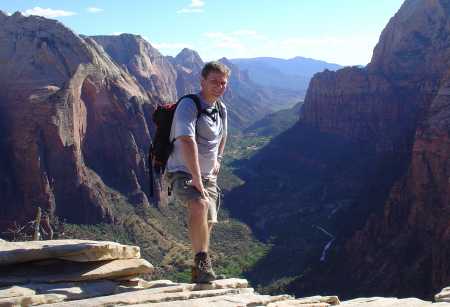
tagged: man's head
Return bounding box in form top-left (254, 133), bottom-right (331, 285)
top-left (200, 61), bottom-right (231, 103)
top-left (201, 61), bottom-right (231, 81)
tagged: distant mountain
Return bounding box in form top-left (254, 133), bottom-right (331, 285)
top-left (166, 49), bottom-right (271, 133)
top-left (230, 57), bottom-right (344, 90)
top-left (218, 57), bottom-right (305, 109)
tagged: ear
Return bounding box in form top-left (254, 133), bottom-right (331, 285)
top-left (200, 76), bottom-right (205, 87)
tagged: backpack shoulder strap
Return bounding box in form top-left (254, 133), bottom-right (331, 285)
top-left (180, 94), bottom-right (202, 118)
top-left (216, 100), bottom-right (224, 118)
top-left (177, 94), bottom-right (203, 141)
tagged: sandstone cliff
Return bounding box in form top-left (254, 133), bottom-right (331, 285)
top-left (90, 34), bottom-right (179, 103)
top-left (0, 12), bottom-right (160, 228)
top-left (166, 47), bottom-right (201, 97)
top-left (282, 0), bottom-right (450, 300)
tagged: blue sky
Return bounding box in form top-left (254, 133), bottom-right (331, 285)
top-left (2, 0), bottom-right (405, 66)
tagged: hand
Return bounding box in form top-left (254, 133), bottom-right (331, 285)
top-left (188, 177), bottom-right (210, 201)
top-left (212, 160), bottom-right (221, 176)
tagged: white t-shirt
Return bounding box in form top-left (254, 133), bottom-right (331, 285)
top-left (166, 93), bottom-right (227, 178)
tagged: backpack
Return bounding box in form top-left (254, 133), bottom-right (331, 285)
top-left (149, 94), bottom-right (223, 197)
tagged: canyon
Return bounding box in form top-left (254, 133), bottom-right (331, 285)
top-left (1, 0), bottom-right (450, 302)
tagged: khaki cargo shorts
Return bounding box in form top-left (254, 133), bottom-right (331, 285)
top-left (164, 171), bottom-right (221, 223)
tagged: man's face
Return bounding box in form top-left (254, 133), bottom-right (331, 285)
top-left (200, 70), bottom-right (228, 103)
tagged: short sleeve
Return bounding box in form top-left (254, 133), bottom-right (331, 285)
top-left (171, 97), bottom-right (198, 139)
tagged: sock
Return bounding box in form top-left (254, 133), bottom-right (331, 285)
top-left (195, 251), bottom-right (207, 258)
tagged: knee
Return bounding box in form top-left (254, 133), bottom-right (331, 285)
top-left (189, 198), bottom-right (210, 216)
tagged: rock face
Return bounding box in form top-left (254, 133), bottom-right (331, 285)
top-left (1, 239), bottom-right (449, 307)
top-left (300, 0), bottom-right (449, 142)
top-left (90, 34), bottom-right (179, 103)
top-left (166, 47), bottom-right (201, 97)
top-left (0, 12), bottom-right (157, 228)
top-left (286, 0), bottom-right (450, 300)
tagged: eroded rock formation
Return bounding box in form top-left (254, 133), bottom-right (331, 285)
top-left (0, 12), bottom-right (158, 228)
top-left (90, 34), bottom-right (179, 103)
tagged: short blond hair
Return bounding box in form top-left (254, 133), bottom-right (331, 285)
top-left (201, 61), bottom-right (231, 80)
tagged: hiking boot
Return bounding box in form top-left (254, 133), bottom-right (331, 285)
top-left (191, 264), bottom-right (226, 283)
top-left (190, 252), bottom-right (226, 283)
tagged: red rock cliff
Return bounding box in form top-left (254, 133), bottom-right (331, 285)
top-left (300, 0), bottom-right (449, 144)
top-left (294, 0), bottom-right (450, 298)
top-left (0, 12), bottom-right (162, 228)
top-left (90, 34), bottom-right (179, 103)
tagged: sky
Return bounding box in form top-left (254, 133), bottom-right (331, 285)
top-left (2, 0), bottom-right (405, 66)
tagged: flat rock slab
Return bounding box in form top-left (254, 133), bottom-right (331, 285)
top-left (436, 286), bottom-right (450, 302)
top-left (266, 295), bottom-right (339, 306)
top-left (0, 240), bottom-right (140, 266)
top-left (117, 278), bottom-right (247, 293)
top-left (0, 281), bottom-right (117, 306)
top-left (38, 287), bottom-right (254, 307)
top-left (268, 302), bottom-right (329, 307)
top-left (0, 259), bottom-right (153, 286)
top-left (0, 293), bottom-right (66, 306)
top-left (130, 292), bottom-right (293, 307)
top-left (340, 297), bottom-right (432, 306)
top-left (0, 285), bottom-right (35, 299)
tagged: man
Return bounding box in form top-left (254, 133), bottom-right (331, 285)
top-left (164, 61), bottom-right (230, 283)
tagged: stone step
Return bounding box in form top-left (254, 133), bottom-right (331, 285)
top-left (0, 240), bottom-right (140, 265)
top-left (0, 259), bottom-right (153, 286)
top-left (0, 281), bottom-right (117, 300)
top-left (38, 287), bottom-right (255, 307)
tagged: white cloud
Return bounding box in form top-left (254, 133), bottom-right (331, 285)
top-left (114, 32), bottom-right (123, 35)
top-left (203, 32), bottom-right (239, 44)
top-left (247, 35), bottom-right (267, 41)
top-left (215, 37), bottom-right (239, 43)
top-left (177, 9), bottom-right (204, 13)
top-left (282, 37), bottom-right (346, 46)
top-left (151, 42), bottom-right (191, 49)
top-left (25, 7), bottom-right (76, 18)
top-left (203, 42), bottom-right (245, 51)
top-left (231, 30), bottom-right (256, 35)
top-left (190, 0), bottom-right (204, 7)
top-left (87, 7), bottom-right (103, 13)
top-left (203, 32), bottom-right (226, 39)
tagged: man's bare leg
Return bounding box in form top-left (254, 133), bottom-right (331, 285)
top-left (188, 197), bottom-right (210, 255)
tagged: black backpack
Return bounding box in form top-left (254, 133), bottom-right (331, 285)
top-left (149, 94), bottom-right (223, 197)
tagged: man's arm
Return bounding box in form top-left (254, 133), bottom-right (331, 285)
top-left (213, 135), bottom-right (227, 176)
top-left (179, 135), bottom-right (210, 200)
